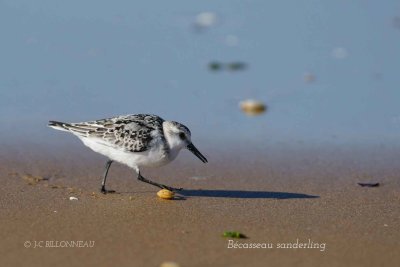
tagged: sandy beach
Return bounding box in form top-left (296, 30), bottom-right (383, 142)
top-left (1, 142), bottom-right (399, 266)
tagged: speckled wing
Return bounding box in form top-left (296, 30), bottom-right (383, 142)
top-left (64, 114), bottom-right (165, 152)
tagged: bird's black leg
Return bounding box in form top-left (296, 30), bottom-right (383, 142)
top-left (100, 160), bottom-right (115, 194)
top-left (137, 171), bottom-right (182, 191)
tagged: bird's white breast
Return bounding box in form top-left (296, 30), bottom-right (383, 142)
top-left (79, 136), bottom-right (175, 170)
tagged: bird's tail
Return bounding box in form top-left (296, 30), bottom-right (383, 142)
top-left (48, 120), bottom-right (72, 132)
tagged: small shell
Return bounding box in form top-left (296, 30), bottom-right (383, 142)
top-left (239, 99), bottom-right (266, 116)
top-left (69, 196), bottom-right (79, 201)
top-left (157, 189), bottom-right (175, 200)
top-left (160, 262), bottom-right (180, 267)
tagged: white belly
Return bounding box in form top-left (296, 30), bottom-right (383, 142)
top-left (79, 137), bottom-right (174, 170)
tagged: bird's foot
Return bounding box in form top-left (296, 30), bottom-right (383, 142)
top-left (161, 185), bottom-right (183, 192)
top-left (100, 186), bottom-right (116, 194)
top-left (137, 174), bottom-right (183, 192)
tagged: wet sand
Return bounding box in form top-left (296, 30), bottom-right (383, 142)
top-left (1, 142), bottom-right (400, 266)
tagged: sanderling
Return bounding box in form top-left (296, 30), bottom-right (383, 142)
top-left (48, 114), bottom-right (207, 193)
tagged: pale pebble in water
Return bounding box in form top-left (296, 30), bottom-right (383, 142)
top-left (239, 99), bottom-right (267, 116)
top-left (195, 12), bottom-right (217, 28)
top-left (304, 72), bottom-right (316, 83)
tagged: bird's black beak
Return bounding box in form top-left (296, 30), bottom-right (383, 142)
top-left (187, 143), bottom-right (208, 163)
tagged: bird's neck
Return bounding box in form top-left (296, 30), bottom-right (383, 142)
top-left (163, 135), bottom-right (183, 161)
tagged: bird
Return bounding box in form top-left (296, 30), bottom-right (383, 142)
top-left (48, 114), bottom-right (207, 194)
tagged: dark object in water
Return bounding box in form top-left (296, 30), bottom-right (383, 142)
top-left (227, 62), bottom-right (247, 71)
top-left (358, 182), bottom-right (380, 187)
top-left (208, 61), bottom-right (222, 71)
top-left (223, 231), bottom-right (247, 238)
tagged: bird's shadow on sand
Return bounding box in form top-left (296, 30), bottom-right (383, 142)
top-left (178, 189), bottom-right (319, 199)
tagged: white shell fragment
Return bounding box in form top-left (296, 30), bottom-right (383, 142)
top-left (195, 12), bottom-right (217, 28)
top-left (69, 196), bottom-right (79, 201)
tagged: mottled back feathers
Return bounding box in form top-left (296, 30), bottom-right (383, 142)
top-left (49, 114), bottom-right (165, 152)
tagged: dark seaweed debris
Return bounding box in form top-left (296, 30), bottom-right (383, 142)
top-left (357, 182), bottom-right (380, 187)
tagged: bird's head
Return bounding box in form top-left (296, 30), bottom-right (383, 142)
top-left (163, 121), bottom-right (207, 163)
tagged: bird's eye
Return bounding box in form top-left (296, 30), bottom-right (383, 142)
top-left (179, 132), bottom-right (185, 140)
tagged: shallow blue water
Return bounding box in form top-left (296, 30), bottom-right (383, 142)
top-left (1, 1), bottom-right (400, 145)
